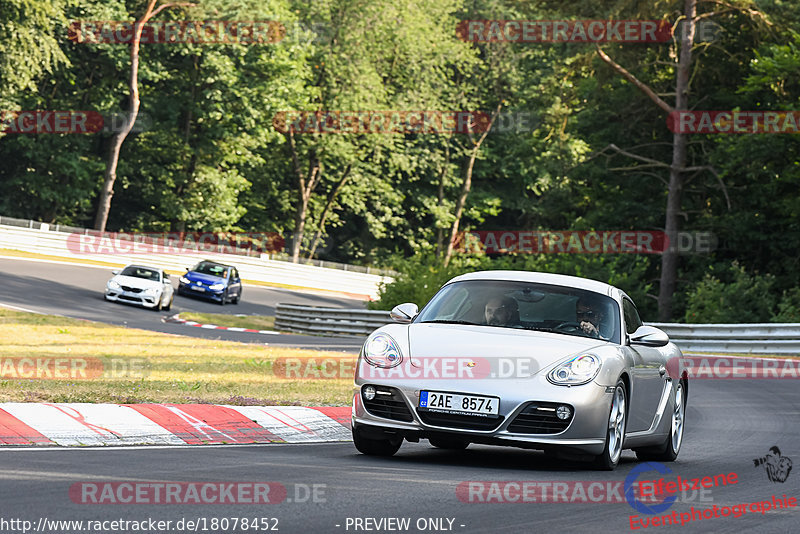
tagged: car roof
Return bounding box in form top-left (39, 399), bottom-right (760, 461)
top-left (123, 264), bottom-right (163, 273)
top-left (197, 260), bottom-right (232, 268)
top-left (445, 270), bottom-right (616, 297)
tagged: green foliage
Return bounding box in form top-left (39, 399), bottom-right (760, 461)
top-left (773, 288), bottom-right (800, 323)
top-left (684, 262), bottom-right (777, 323)
top-left (370, 251), bottom-right (657, 319)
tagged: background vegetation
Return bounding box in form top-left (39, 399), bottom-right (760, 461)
top-left (2, 0), bottom-right (798, 323)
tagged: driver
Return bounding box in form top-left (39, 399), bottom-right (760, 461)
top-left (484, 296), bottom-right (520, 327)
top-left (576, 295), bottom-right (612, 340)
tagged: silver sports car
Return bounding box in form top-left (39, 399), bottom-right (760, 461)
top-left (351, 270), bottom-right (687, 470)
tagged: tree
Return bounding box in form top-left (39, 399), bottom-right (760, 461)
top-left (93, 0), bottom-right (194, 231)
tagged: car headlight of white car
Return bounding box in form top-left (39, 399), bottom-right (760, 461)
top-left (107, 280), bottom-right (121, 290)
top-left (547, 354), bottom-right (601, 386)
top-left (209, 283), bottom-right (225, 290)
top-left (143, 287), bottom-right (161, 296)
top-left (363, 333), bottom-right (403, 368)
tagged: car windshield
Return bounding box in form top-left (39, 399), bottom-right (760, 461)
top-left (415, 279), bottom-right (622, 344)
top-left (193, 262), bottom-right (228, 278)
top-left (120, 266), bottom-right (160, 282)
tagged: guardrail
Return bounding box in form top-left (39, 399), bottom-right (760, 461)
top-left (275, 304), bottom-right (392, 337)
top-left (273, 306), bottom-right (800, 354)
top-left (647, 323), bottom-right (800, 355)
top-left (0, 222), bottom-right (392, 299)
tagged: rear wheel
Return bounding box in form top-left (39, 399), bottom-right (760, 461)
top-left (594, 380), bottom-right (627, 470)
top-left (429, 437), bottom-right (469, 450)
top-left (352, 427), bottom-right (402, 456)
top-left (635, 380), bottom-right (685, 462)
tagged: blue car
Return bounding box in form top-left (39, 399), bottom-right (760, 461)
top-left (178, 260), bottom-right (242, 305)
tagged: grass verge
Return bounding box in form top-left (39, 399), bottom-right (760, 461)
top-left (0, 308), bottom-right (354, 405)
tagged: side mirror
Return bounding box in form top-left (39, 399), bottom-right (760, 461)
top-left (390, 303), bottom-right (419, 324)
top-left (630, 325), bottom-right (670, 347)
top-left (111, 270), bottom-right (119, 275)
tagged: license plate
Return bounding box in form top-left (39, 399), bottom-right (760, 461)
top-left (193, 286), bottom-right (205, 292)
top-left (419, 391), bottom-right (499, 416)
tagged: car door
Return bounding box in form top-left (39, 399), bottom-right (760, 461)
top-left (163, 273), bottom-right (174, 298)
top-left (230, 268), bottom-right (241, 297)
top-left (623, 297), bottom-right (668, 432)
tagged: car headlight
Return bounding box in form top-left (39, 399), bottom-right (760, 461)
top-left (107, 280), bottom-right (121, 290)
top-left (143, 287), bottom-right (160, 296)
top-left (179, 276), bottom-right (190, 284)
top-left (363, 333), bottom-right (403, 368)
top-left (548, 354), bottom-right (601, 386)
top-left (209, 283), bottom-right (225, 290)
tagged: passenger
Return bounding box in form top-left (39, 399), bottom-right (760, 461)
top-left (576, 295), bottom-right (613, 340)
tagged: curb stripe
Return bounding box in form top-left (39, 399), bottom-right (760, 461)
top-left (125, 404), bottom-right (286, 445)
top-left (0, 407), bottom-right (54, 445)
top-left (163, 314), bottom-right (282, 336)
top-left (0, 403), bottom-right (352, 447)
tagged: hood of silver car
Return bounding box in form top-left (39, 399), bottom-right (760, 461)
top-left (405, 323), bottom-right (609, 376)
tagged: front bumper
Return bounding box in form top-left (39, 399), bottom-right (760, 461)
top-left (105, 288), bottom-right (160, 308)
top-left (178, 282), bottom-right (224, 300)
top-left (352, 375), bottom-right (614, 456)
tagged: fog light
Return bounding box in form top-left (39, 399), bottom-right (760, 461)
top-left (363, 386), bottom-right (376, 401)
top-left (556, 405), bottom-right (572, 420)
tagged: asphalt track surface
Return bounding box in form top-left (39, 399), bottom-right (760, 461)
top-left (2, 380), bottom-right (799, 533)
top-left (0, 257), bottom-right (367, 351)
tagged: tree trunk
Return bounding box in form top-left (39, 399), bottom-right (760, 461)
top-left (435, 143), bottom-right (450, 257)
top-left (307, 164), bottom-right (352, 260)
top-left (443, 105), bottom-right (502, 266)
top-left (285, 130), bottom-right (320, 262)
top-left (658, 0), bottom-right (696, 321)
top-left (93, 1), bottom-right (193, 231)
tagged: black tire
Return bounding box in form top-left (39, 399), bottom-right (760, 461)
top-left (594, 379), bottom-right (628, 470)
top-left (232, 291), bottom-right (240, 304)
top-left (163, 295), bottom-right (173, 312)
top-left (352, 428), bottom-right (402, 456)
top-left (429, 437), bottom-right (469, 450)
top-left (635, 380), bottom-right (686, 462)
top-left (218, 289), bottom-right (227, 306)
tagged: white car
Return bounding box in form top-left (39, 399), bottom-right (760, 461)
top-left (104, 264), bottom-right (174, 311)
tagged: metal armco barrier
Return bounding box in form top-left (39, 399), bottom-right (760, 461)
top-left (0, 222), bottom-right (392, 299)
top-left (275, 304), bottom-right (392, 337)
top-left (648, 322), bottom-right (800, 355)
top-left (273, 306), bottom-right (800, 354)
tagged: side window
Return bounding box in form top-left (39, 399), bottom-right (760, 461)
top-left (233, 268), bottom-right (240, 280)
top-left (623, 298), bottom-right (643, 335)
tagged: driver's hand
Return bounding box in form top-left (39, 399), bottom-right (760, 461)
top-left (580, 321), bottom-right (599, 337)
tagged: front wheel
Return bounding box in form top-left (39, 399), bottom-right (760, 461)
top-left (594, 380), bottom-right (627, 470)
top-left (218, 289), bottom-right (227, 306)
top-left (353, 428), bottom-right (402, 456)
top-left (635, 380), bottom-right (685, 462)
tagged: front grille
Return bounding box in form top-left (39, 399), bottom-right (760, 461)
top-left (507, 402), bottom-right (574, 434)
top-left (417, 410), bottom-right (504, 431)
top-left (118, 295), bottom-right (143, 302)
top-left (362, 386), bottom-right (413, 422)
top-left (120, 286), bottom-right (143, 293)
